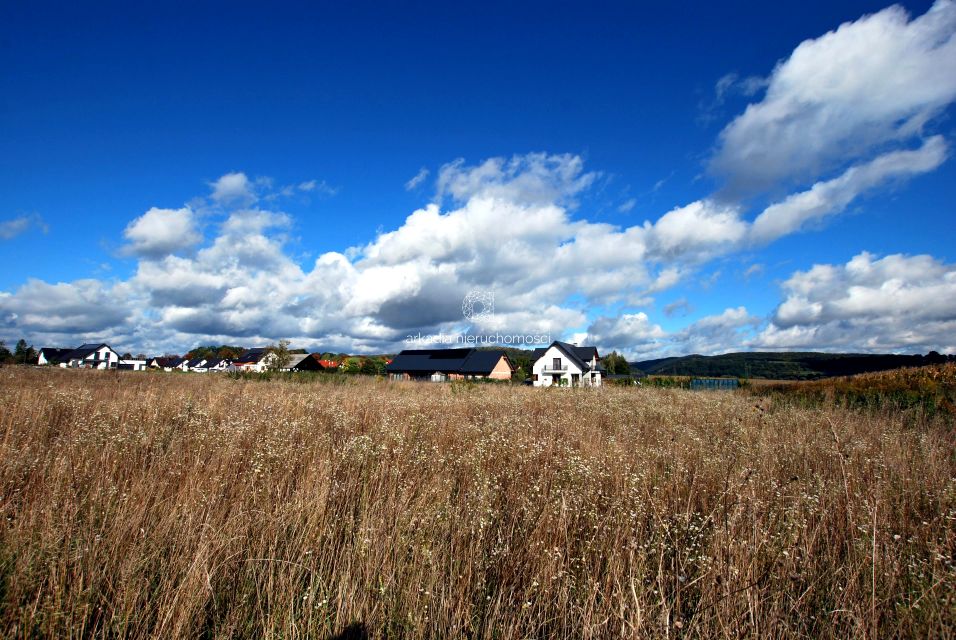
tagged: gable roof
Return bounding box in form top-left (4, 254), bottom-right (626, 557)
top-left (386, 348), bottom-right (511, 376)
top-left (284, 353), bottom-right (311, 369)
top-left (61, 343), bottom-right (117, 362)
top-left (38, 347), bottom-right (72, 363)
top-left (186, 357), bottom-right (208, 368)
top-left (234, 348), bottom-right (270, 363)
top-left (532, 341), bottom-right (602, 372)
top-left (151, 356), bottom-right (185, 368)
top-left (460, 350), bottom-right (514, 374)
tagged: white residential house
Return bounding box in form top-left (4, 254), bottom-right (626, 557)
top-left (118, 358), bottom-right (147, 371)
top-left (205, 358), bottom-right (232, 372)
top-left (59, 343), bottom-right (122, 370)
top-left (228, 348), bottom-right (276, 373)
top-left (36, 347), bottom-right (71, 366)
top-left (186, 357), bottom-right (209, 372)
top-left (148, 356), bottom-right (188, 371)
top-left (531, 341), bottom-right (604, 387)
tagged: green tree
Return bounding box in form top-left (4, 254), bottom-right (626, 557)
top-left (266, 339), bottom-right (293, 371)
top-left (14, 339), bottom-right (36, 366)
top-left (360, 358), bottom-right (379, 375)
top-left (342, 358), bottom-right (362, 374)
top-left (0, 340), bottom-right (12, 364)
top-left (513, 354), bottom-right (532, 381)
top-left (603, 351), bottom-right (630, 375)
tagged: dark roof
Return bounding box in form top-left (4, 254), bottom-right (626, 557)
top-left (531, 341), bottom-right (601, 372)
top-left (235, 348), bottom-right (270, 363)
top-left (186, 357), bottom-right (207, 368)
top-left (38, 347), bottom-right (72, 363)
top-left (61, 343), bottom-right (114, 362)
top-left (206, 358), bottom-right (228, 368)
top-left (284, 353), bottom-right (309, 368)
top-left (386, 348), bottom-right (511, 376)
top-left (151, 356), bottom-right (182, 367)
top-left (460, 350), bottom-right (514, 374)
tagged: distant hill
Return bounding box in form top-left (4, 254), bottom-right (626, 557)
top-left (631, 351), bottom-right (954, 380)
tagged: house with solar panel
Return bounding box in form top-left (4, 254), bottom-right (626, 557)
top-left (530, 341), bottom-right (604, 387)
top-left (228, 348), bottom-right (276, 373)
top-left (385, 348), bottom-right (514, 381)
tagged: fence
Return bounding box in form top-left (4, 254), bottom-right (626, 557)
top-left (690, 377), bottom-right (739, 391)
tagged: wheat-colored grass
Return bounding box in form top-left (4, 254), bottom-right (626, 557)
top-left (0, 368), bottom-right (953, 638)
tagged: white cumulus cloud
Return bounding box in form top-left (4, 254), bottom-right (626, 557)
top-left (757, 252), bottom-right (956, 352)
top-left (123, 207), bottom-right (202, 258)
top-left (209, 172), bottom-right (257, 206)
top-left (711, 0), bottom-right (956, 194)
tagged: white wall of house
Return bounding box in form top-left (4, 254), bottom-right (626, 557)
top-left (532, 345), bottom-right (602, 387)
top-left (119, 359), bottom-right (147, 371)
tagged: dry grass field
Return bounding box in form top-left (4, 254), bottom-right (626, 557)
top-left (0, 368), bottom-right (954, 638)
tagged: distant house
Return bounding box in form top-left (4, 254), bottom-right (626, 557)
top-left (229, 348), bottom-right (275, 373)
top-left (36, 347), bottom-right (72, 366)
top-left (186, 357), bottom-right (209, 372)
top-left (531, 341), bottom-right (604, 387)
top-left (386, 348), bottom-right (514, 381)
top-left (318, 359), bottom-right (340, 369)
top-left (59, 343), bottom-right (122, 370)
top-left (281, 353), bottom-right (327, 372)
top-left (149, 356), bottom-right (187, 371)
top-left (118, 358), bottom-right (147, 371)
top-left (204, 358), bottom-right (231, 373)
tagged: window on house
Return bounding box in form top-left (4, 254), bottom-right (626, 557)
top-left (553, 357), bottom-right (561, 370)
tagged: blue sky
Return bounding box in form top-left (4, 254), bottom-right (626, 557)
top-left (2, 0), bottom-right (955, 357)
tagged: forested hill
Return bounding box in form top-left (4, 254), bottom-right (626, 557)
top-left (631, 351), bottom-right (954, 380)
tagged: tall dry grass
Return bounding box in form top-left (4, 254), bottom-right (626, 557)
top-left (0, 368), bottom-right (953, 638)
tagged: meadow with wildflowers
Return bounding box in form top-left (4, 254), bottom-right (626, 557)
top-left (0, 367), bottom-right (953, 638)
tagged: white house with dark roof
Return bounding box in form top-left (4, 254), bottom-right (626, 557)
top-left (118, 358), bottom-right (147, 371)
top-left (59, 343), bottom-right (122, 370)
top-left (228, 348), bottom-right (276, 373)
top-left (36, 347), bottom-right (72, 366)
top-left (531, 341), bottom-right (604, 387)
top-left (204, 358), bottom-right (232, 372)
top-left (186, 357), bottom-right (209, 372)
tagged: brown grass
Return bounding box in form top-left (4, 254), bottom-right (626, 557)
top-left (0, 368), bottom-right (954, 638)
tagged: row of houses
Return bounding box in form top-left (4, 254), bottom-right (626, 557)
top-left (153, 349), bottom-right (343, 373)
top-left (36, 344), bottom-right (341, 374)
top-left (38, 339), bottom-right (609, 387)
